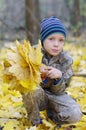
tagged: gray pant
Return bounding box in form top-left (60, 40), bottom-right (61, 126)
top-left (22, 87), bottom-right (82, 125)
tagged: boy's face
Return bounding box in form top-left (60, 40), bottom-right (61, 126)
top-left (43, 33), bottom-right (65, 56)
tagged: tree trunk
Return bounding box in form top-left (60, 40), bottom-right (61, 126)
top-left (25, 0), bottom-right (40, 45)
top-left (73, 0), bottom-right (81, 36)
top-left (65, 0), bottom-right (81, 37)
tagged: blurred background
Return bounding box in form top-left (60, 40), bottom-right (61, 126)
top-left (0, 0), bottom-right (86, 46)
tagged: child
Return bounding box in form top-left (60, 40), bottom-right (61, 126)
top-left (22, 16), bottom-right (82, 126)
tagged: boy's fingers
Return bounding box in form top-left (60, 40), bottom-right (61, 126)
top-left (47, 66), bottom-right (53, 70)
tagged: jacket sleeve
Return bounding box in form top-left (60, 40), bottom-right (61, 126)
top-left (50, 54), bottom-right (73, 94)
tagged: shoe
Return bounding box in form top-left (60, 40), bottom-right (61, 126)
top-left (32, 118), bottom-right (42, 126)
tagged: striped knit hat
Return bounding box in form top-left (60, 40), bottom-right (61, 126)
top-left (40, 16), bottom-right (66, 44)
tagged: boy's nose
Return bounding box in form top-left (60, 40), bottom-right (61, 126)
top-left (54, 41), bottom-right (59, 46)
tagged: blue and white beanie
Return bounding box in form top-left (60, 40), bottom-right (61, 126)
top-left (40, 16), bottom-right (66, 44)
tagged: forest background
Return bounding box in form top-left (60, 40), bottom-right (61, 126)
top-left (0, 0), bottom-right (86, 45)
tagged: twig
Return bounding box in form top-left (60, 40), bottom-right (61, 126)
top-left (73, 73), bottom-right (86, 77)
top-left (82, 112), bottom-right (86, 115)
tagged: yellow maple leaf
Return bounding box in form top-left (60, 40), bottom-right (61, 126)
top-left (3, 120), bottom-right (21, 130)
top-left (20, 79), bottom-right (39, 93)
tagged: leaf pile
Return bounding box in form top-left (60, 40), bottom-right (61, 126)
top-left (0, 41), bottom-right (86, 130)
top-left (64, 43), bottom-right (86, 74)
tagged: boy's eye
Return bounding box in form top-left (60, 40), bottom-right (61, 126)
top-left (59, 39), bottom-right (64, 42)
top-left (49, 37), bottom-right (54, 40)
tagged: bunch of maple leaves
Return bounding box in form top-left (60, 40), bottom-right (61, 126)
top-left (3, 40), bottom-right (43, 94)
top-left (0, 40), bottom-right (86, 130)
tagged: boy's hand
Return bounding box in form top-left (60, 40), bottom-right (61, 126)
top-left (46, 66), bottom-right (62, 79)
top-left (40, 65), bottom-right (62, 79)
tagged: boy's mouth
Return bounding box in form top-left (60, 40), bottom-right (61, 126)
top-left (52, 49), bottom-right (59, 53)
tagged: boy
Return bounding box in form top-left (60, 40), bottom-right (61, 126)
top-left (22, 16), bottom-right (82, 126)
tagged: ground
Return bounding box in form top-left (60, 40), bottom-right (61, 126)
top-left (0, 39), bottom-right (86, 130)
